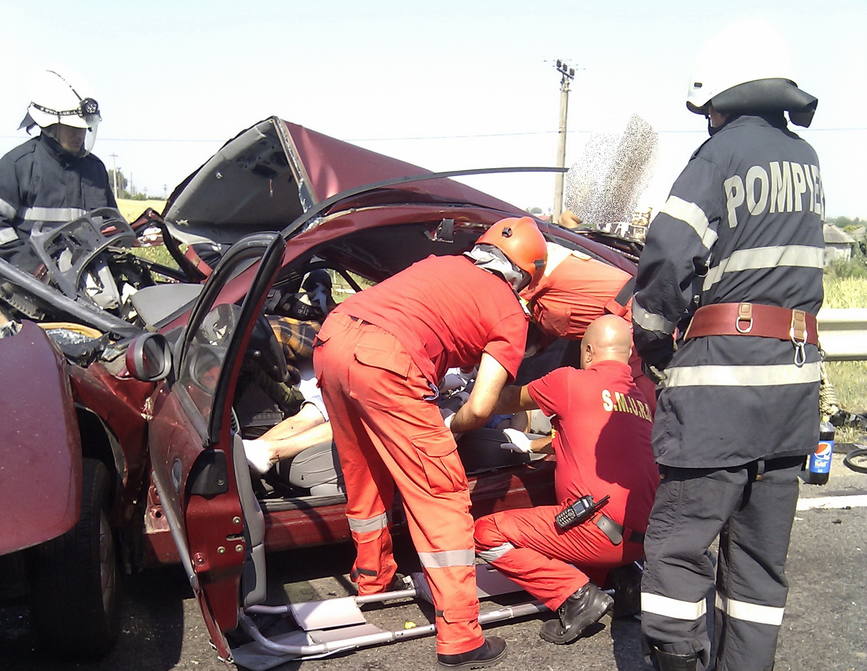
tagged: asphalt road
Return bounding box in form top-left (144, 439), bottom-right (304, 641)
top-left (2, 448), bottom-right (865, 671)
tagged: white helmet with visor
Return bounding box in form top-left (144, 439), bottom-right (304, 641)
top-left (19, 70), bottom-right (101, 154)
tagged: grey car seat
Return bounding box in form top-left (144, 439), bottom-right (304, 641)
top-left (279, 440), bottom-right (344, 496)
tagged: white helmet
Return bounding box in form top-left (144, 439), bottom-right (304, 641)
top-left (687, 72), bottom-right (800, 116)
top-left (685, 21), bottom-right (816, 127)
top-left (686, 20), bottom-right (792, 115)
top-left (19, 69), bottom-right (101, 132)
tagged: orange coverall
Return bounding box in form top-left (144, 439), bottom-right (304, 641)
top-left (521, 243), bottom-right (656, 413)
top-left (312, 256), bottom-right (526, 655)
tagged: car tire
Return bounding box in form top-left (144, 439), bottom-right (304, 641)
top-left (30, 458), bottom-right (120, 658)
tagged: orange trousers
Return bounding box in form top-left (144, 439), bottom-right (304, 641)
top-left (312, 313), bottom-right (483, 655)
top-left (474, 506), bottom-right (645, 610)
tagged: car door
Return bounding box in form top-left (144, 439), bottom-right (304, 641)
top-left (147, 232), bottom-right (286, 660)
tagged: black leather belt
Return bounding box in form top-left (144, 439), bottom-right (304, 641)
top-left (596, 514), bottom-right (645, 546)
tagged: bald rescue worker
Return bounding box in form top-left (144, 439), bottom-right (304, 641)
top-left (520, 240), bottom-right (657, 413)
top-left (474, 315), bottom-right (657, 644)
top-left (312, 217), bottom-right (547, 668)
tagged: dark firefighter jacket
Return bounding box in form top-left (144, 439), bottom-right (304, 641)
top-left (633, 114), bottom-right (824, 468)
top-left (0, 134), bottom-right (117, 248)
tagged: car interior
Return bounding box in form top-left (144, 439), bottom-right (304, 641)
top-left (223, 218), bottom-right (606, 513)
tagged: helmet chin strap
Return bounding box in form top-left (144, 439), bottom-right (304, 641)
top-left (464, 245), bottom-right (528, 292)
top-left (707, 117), bottom-right (723, 137)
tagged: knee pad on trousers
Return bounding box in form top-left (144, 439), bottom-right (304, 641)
top-left (647, 640), bottom-right (706, 671)
top-left (649, 649), bottom-right (699, 671)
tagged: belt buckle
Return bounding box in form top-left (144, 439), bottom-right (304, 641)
top-left (790, 309), bottom-right (807, 367)
top-left (735, 302), bottom-right (753, 334)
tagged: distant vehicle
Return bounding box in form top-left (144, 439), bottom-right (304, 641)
top-left (0, 117), bottom-right (636, 660)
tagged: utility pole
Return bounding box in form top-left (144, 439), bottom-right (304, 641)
top-left (109, 153), bottom-right (119, 198)
top-left (552, 59), bottom-right (575, 221)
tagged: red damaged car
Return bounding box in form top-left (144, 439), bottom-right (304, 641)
top-left (0, 116), bottom-right (637, 662)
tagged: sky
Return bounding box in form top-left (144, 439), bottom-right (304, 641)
top-left (1, 0), bottom-right (865, 218)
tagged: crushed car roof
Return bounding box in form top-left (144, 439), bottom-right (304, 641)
top-left (162, 117), bottom-right (522, 247)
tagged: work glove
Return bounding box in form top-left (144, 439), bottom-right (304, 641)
top-left (500, 428), bottom-right (533, 453)
top-left (636, 338), bottom-right (675, 386)
top-left (642, 361), bottom-right (668, 386)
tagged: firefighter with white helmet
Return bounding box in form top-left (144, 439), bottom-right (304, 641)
top-left (0, 69), bottom-right (116, 275)
top-left (633, 22), bottom-right (823, 671)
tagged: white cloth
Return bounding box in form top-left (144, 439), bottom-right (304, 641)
top-left (297, 362), bottom-right (328, 421)
top-left (500, 428), bottom-right (533, 453)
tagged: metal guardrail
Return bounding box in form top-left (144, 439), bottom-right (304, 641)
top-left (330, 293), bottom-right (866, 361)
top-left (818, 308), bottom-right (867, 361)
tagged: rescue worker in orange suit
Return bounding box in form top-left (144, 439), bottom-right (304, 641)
top-left (312, 217), bottom-right (547, 668)
top-left (474, 315), bottom-right (658, 645)
top-left (520, 240), bottom-right (657, 414)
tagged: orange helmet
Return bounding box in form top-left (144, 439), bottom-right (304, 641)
top-left (475, 216), bottom-right (547, 287)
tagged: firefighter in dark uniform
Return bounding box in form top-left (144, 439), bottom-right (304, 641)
top-left (0, 69), bottom-right (114, 278)
top-left (632, 33), bottom-right (825, 671)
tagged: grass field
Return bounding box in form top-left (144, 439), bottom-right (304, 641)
top-left (823, 274), bottom-right (867, 442)
top-left (116, 198), bottom-right (166, 222)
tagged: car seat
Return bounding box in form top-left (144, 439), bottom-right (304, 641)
top-left (279, 440), bottom-right (344, 496)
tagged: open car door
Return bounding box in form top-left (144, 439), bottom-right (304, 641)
top-left (147, 232), bottom-right (286, 660)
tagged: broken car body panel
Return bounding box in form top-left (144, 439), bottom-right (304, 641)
top-left (0, 322), bottom-right (81, 554)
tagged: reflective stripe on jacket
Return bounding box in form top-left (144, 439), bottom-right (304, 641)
top-left (0, 134), bottom-right (117, 243)
top-left (633, 114), bottom-right (823, 467)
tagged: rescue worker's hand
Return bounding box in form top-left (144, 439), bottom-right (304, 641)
top-left (636, 337), bottom-right (675, 386)
top-left (636, 338), bottom-right (675, 372)
top-left (642, 361), bottom-right (668, 385)
top-left (439, 405), bottom-right (459, 429)
top-left (439, 406), bottom-right (464, 440)
top-left (500, 428), bottom-right (533, 453)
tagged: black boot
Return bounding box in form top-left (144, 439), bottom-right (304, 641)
top-left (437, 636), bottom-right (507, 668)
top-left (610, 562), bottom-right (642, 618)
top-left (539, 583), bottom-right (613, 645)
top-left (649, 646), bottom-right (700, 671)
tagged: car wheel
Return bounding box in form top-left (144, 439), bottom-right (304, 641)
top-left (30, 458), bottom-right (120, 658)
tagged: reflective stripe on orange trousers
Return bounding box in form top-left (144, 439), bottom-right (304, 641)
top-left (313, 313), bottom-right (483, 655)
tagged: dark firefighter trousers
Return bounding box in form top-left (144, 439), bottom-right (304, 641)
top-left (640, 456), bottom-right (803, 671)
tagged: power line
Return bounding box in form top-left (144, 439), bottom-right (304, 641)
top-left (0, 135), bottom-right (221, 143)
top-left (1, 127), bottom-right (864, 145)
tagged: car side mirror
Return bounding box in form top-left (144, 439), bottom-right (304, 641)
top-left (126, 333), bottom-right (173, 381)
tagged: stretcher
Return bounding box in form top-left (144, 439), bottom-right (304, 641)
top-left (231, 564), bottom-right (548, 670)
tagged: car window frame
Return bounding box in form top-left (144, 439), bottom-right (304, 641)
top-left (172, 232), bottom-right (287, 443)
